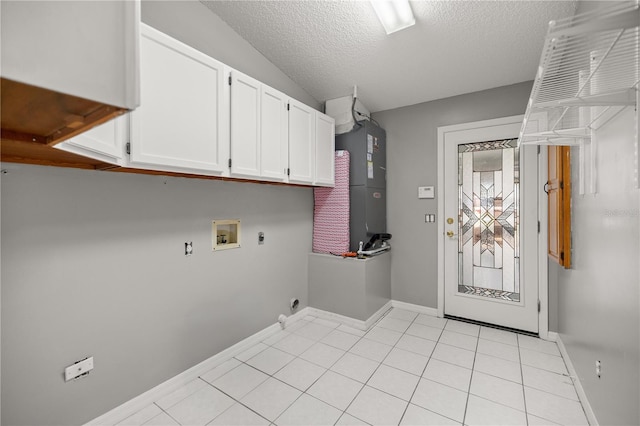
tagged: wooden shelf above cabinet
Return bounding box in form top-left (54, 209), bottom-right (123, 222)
top-left (1, 77), bottom-right (127, 148)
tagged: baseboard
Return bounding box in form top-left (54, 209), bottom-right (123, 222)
top-left (366, 300), bottom-right (393, 328)
top-left (546, 331), bottom-right (559, 342)
top-left (556, 334), bottom-right (599, 426)
top-left (86, 308), bottom-right (310, 426)
top-left (391, 300), bottom-right (439, 317)
top-left (305, 300), bottom-right (393, 331)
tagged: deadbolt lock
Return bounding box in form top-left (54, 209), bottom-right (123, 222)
top-left (447, 218), bottom-right (454, 224)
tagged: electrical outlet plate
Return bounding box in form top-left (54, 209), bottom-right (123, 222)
top-left (65, 357), bottom-right (94, 382)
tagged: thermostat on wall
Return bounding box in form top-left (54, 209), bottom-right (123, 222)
top-left (418, 186), bottom-right (435, 199)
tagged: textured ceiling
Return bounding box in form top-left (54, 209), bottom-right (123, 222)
top-left (202, 1), bottom-right (578, 113)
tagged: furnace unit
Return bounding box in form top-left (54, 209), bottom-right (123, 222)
top-left (335, 120), bottom-right (387, 253)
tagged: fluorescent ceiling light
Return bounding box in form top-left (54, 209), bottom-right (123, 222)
top-left (371, 0), bottom-right (415, 35)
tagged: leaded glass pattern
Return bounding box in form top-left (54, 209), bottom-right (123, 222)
top-left (457, 139), bottom-right (520, 302)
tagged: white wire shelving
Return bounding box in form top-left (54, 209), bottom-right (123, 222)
top-left (519, 2), bottom-right (639, 147)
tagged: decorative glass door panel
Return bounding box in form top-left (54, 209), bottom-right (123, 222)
top-left (458, 139), bottom-right (520, 302)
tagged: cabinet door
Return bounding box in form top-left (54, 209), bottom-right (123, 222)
top-left (288, 99), bottom-right (315, 184)
top-left (261, 86), bottom-right (289, 182)
top-left (314, 112), bottom-right (335, 186)
top-left (230, 71), bottom-right (261, 178)
top-left (129, 24), bottom-right (229, 175)
top-left (55, 115), bottom-right (127, 165)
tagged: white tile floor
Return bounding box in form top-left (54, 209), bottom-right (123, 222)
top-left (116, 308), bottom-right (589, 426)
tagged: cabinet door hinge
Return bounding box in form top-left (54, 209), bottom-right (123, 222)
top-left (287, 168), bottom-right (290, 176)
top-left (560, 251), bottom-right (565, 261)
top-left (537, 145), bottom-right (541, 154)
top-left (126, 142), bottom-right (130, 155)
top-left (538, 300), bottom-right (541, 313)
top-left (560, 181), bottom-right (564, 190)
top-left (538, 221), bottom-right (541, 233)
top-left (228, 75), bottom-right (232, 86)
top-left (287, 103), bottom-right (290, 111)
top-left (228, 158), bottom-right (232, 168)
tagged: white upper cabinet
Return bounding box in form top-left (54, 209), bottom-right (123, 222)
top-left (230, 71), bottom-right (261, 178)
top-left (260, 86), bottom-right (289, 182)
top-left (229, 71), bottom-right (289, 182)
top-left (55, 116), bottom-right (128, 165)
top-left (49, 23), bottom-right (335, 187)
top-left (314, 112), bottom-right (336, 186)
top-left (288, 99), bottom-right (316, 184)
top-left (1, 1), bottom-right (139, 110)
top-left (128, 24), bottom-right (229, 175)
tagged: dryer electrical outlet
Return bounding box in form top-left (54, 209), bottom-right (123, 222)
top-left (65, 357), bottom-right (94, 381)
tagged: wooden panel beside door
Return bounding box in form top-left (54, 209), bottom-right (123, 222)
top-left (547, 145), bottom-right (572, 268)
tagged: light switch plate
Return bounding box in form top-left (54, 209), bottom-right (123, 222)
top-left (418, 186), bottom-right (435, 199)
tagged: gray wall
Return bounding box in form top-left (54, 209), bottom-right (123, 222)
top-left (372, 82), bottom-right (533, 308)
top-left (1, 164), bottom-right (312, 426)
top-left (552, 2), bottom-right (639, 424)
top-left (556, 109), bottom-right (638, 426)
top-left (1, 2), bottom-right (317, 424)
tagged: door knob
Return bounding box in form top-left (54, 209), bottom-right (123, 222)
top-left (446, 231), bottom-right (457, 238)
top-left (447, 218), bottom-right (454, 224)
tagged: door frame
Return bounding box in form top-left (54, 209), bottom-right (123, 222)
top-left (437, 114), bottom-right (550, 339)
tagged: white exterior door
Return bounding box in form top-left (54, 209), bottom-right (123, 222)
top-left (439, 116), bottom-right (542, 333)
top-left (129, 24), bottom-right (228, 175)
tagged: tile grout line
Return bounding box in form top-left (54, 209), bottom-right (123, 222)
top-left (222, 322), bottom-right (349, 426)
top-left (263, 320), bottom-right (348, 424)
top-left (330, 308), bottom-right (438, 425)
top-left (301, 314), bottom-right (372, 425)
top-left (217, 319), bottom-right (347, 425)
top-left (517, 333), bottom-right (531, 426)
top-left (461, 325), bottom-right (481, 426)
top-left (390, 312), bottom-right (419, 426)
top-left (379, 310), bottom-right (426, 425)
top-left (206, 363), bottom-right (275, 425)
top-left (152, 402), bottom-right (181, 426)
top-left (334, 308), bottom-right (406, 423)
top-left (397, 315), bottom-right (447, 425)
